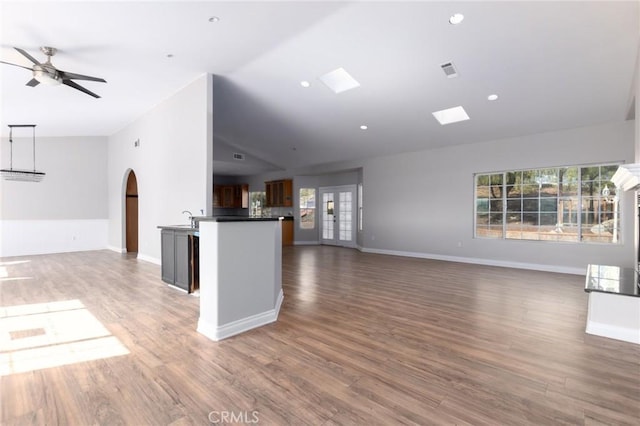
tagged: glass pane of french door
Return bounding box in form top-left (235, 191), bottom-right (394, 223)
top-left (339, 191), bottom-right (352, 242)
top-left (322, 192), bottom-right (334, 240)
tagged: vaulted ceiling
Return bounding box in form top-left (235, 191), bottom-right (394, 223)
top-left (1, 1), bottom-right (638, 174)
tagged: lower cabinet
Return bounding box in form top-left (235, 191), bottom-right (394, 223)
top-left (161, 229), bottom-right (199, 293)
top-left (282, 218), bottom-right (293, 246)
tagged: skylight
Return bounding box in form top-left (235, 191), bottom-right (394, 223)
top-left (319, 67), bottom-right (360, 94)
top-left (432, 106), bottom-right (470, 125)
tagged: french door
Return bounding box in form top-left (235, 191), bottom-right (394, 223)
top-left (319, 185), bottom-right (357, 247)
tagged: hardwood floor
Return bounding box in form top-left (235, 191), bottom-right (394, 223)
top-left (1, 247), bottom-right (639, 425)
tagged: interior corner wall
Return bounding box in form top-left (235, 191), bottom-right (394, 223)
top-left (360, 121), bottom-right (636, 274)
top-left (636, 39), bottom-right (639, 162)
top-left (0, 136), bottom-right (108, 257)
top-left (107, 74), bottom-right (211, 263)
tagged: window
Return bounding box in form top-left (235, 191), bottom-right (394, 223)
top-left (358, 183), bottom-right (363, 231)
top-left (249, 192), bottom-right (266, 217)
top-left (475, 164), bottom-right (621, 243)
top-left (299, 188), bottom-right (316, 229)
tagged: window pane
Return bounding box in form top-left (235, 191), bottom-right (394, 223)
top-left (476, 198), bottom-right (489, 213)
top-left (540, 183), bottom-right (557, 197)
top-left (489, 174), bottom-right (503, 185)
top-left (600, 165), bottom-right (618, 181)
top-left (581, 166), bottom-right (600, 180)
top-left (506, 198), bottom-right (522, 211)
top-left (560, 182), bottom-right (578, 196)
top-left (476, 175), bottom-right (490, 186)
top-left (521, 171), bottom-right (538, 185)
top-left (299, 188), bottom-right (316, 229)
top-left (581, 181), bottom-right (601, 195)
top-left (521, 185), bottom-right (539, 197)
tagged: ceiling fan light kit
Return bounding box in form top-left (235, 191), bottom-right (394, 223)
top-left (0, 46), bottom-right (106, 98)
top-left (1, 125), bottom-right (46, 183)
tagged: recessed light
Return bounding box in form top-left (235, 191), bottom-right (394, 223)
top-left (319, 67), bottom-right (360, 94)
top-left (449, 13), bottom-right (464, 25)
top-left (209, 16), bottom-right (220, 23)
top-left (360, 125), bottom-right (368, 130)
top-left (432, 106), bottom-right (470, 125)
top-left (300, 81), bottom-right (310, 88)
top-left (166, 54), bottom-right (174, 58)
top-left (487, 94), bottom-right (499, 101)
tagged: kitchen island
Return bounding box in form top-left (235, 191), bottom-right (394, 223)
top-left (195, 216), bottom-right (284, 341)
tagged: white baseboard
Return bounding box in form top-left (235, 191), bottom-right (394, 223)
top-left (294, 240), bottom-right (320, 246)
top-left (0, 219), bottom-right (108, 258)
top-left (136, 253), bottom-right (161, 265)
top-left (360, 247), bottom-right (585, 275)
top-left (106, 246), bottom-right (160, 265)
top-left (197, 289), bottom-right (284, 342)
top-left (107, 245), bottom-right (127, 254)
top-left (586, 321), bottom-right (640, 345)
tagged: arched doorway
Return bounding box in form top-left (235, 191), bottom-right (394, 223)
top-left (125, 170), bottom-right (138, 253)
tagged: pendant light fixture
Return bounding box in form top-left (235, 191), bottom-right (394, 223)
top-left (1, 124), bottom-right (46, 182)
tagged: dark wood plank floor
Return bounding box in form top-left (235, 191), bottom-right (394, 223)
top-left (1, 247), bottom-right (639, 425)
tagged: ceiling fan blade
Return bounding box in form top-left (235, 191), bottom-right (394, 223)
top-left (62, 79), bottom-right (100, 98)
top-left (59, 70), bottom-right (106, 83)
top-left (0, 60), bottom-right (33, 71)
top-left (26, 78), bottom-right (40, 87)
top-left (14, 47), bottom-right (40, 65)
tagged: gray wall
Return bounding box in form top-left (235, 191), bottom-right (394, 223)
top-left (1, 136), bottom-right (108, 220)
top-left (360, 120), bottom-right (635, 273)
top-left (235, 120), bottom-right (634, 273)
top-left (0, 136), bottom-right (109, 256)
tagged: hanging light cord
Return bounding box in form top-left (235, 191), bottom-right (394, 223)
top-left (32, 125), bottom-right (36, 172)
top-left (8, 126), bottom-right (13, 170)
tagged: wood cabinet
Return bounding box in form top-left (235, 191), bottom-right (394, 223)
top-left (265, 179), bottom-right (293, 207)
top-left (213, 184), bottom-right (249, 209)
top-left (281, 218), bottom-right (294, 246)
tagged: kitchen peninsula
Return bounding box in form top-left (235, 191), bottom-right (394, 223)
top-left (584, 264), bottom-right (640, 344)
top-left (194, 216), bottom-right (284, 341)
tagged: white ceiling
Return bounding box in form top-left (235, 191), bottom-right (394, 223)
top-left (1, 1), bottom-right (638, 174)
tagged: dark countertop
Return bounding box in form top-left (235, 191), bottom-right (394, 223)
top-left (158, 216), bottom-right (286, 233)
top-left (585, 264), bottom-right (639, 297)
top-left (157, 224), bottom-right (198, 232)
top-left (195, 216), bottom-right (281, 222)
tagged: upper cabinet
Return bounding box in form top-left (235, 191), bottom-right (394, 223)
top-left (213, 184), bottom-right (249, 209)
top-left (265, 179), bottom-right (293, 207)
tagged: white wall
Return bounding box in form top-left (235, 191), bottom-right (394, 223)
top-left (0, 136), bottom-right (108, 256)
top-left (107, 74), bottom-right (212, 263)
top-left (361, 121), bottom-right (635, 274)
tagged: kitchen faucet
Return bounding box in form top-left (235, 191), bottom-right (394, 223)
top-left (182, 210), bottom-right (195, 228)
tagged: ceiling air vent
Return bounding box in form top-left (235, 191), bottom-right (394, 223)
top-left (440, 62), bottom-right (458, 78)
top-left (232, 153), bottom-right (245, 161)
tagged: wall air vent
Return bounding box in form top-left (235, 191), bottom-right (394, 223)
top-left (232, 153), bottom-right (245, 161)
top-left (440, 62), bottom-right (458, 78)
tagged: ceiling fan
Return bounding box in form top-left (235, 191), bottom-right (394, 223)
top-left (0, 46), bottom-right (106, 98)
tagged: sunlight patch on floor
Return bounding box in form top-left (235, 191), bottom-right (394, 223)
top-left (0, 299), bottom-right (129, 376)
top-left (0, 259), bottom-right (33, 282)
